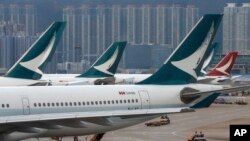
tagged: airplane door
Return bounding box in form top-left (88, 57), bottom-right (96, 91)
top-left (21, 97), bottom-right (30, 115)
top-left (139, 90), bottom-right (150, 109)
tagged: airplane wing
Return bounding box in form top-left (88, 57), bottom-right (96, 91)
top-left (198, 75), bottom-right (242, 84)
top-left (0, 107), bottom-right (194, 140)
top-left (231, 75), bottom-right (241, 80)
top-left (197, 77), bottom-right (216, 83)
top-left (0, 107), bottom-right (191, 127)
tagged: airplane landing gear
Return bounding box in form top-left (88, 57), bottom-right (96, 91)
top-left (90, 133), bottom-right (105, 141)
top-left (73, 136), bottom-right (78, 141)
top-left (50, 137), bottom-right (62, 141)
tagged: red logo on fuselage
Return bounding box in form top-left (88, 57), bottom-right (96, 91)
top-left (119, 91), bottom-right (126, 95)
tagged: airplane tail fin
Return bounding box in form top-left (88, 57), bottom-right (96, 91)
top-left (206, 51), bottom-right (238, 76)
top-left (78, 41), bottom-right (127, 78)
top-left (5, 21), bottom-right (66, 80)
top-left (137, 14), bottom-right (223, 85)
top-left (200, 42), bottom-right (219, 75)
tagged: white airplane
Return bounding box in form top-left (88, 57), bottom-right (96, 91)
top-left (1, 14), bottom-right (246, 141)
top-left (197, 51), bottom-right (239, 86)
top-left (41, 37), bottom-right (221, 85)
top-left (42, 41), bottom-right (127, 85)
top-left (114, 43), bottom-right (238, 85)
top-left (106, 44), bottom-right (238, 85)
top-left (0, 22), bottom-right (65, 86)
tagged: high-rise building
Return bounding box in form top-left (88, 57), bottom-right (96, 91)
top-left (0, 36), bottom-right (15, 69)
top-left (62, 6), bottom-right (76, 63)
top-left (0, 4), bottom-right (37, 70)
top-left (127, 5), bottom-right (143, 44)
top-left (8, 4), bottom-right (36, 35)
top-left (9, 4), bottom-right (20, 24)
top-left (24, 5), bottom-right (36, 36)
top-left (222, 3), bottom-right (250, 74)
top-left (185, 5), bottom-right (200, 35)
top-left (171, 5), bottom-right (188, 48)
top-left (0, 30), bottom-right (37, 69)
top-left (223, 3), bottom-right (250, 55)
top-left (62, 4), bottom-right (199, 72)
top-left (0, 4), bottom-right (4, 21)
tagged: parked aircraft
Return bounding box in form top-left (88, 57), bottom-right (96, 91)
top-left (114, 42), bottom-right (220, 84)
top-left (0, 14), bottom-right (244, 141)
top-left (114, 46), bottom-right (238, 85)
top-left (0, 22), bottom-right (65, 86)
top-left (41, 35), bottom-right (219, 85)
top-left (197, 51), bottom-right (238, 85)
top-left (42, 41), bottom-right (127, 85)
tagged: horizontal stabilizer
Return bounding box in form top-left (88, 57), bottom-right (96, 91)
top-left (191, 93), bottom-right (220, 108)
top-left (184, 85), bottom-right (250, 96)
top-left (183, 85), bottom-right (250, 108)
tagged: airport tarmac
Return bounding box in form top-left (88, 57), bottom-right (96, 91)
top-left (25, 96), bottom-right (250, 141)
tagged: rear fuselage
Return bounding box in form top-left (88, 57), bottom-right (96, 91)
top-left (0, 77), bottom-right (47, 86)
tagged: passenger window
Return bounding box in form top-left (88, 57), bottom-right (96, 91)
top-left (74, 102), bottom-right (77, 106)
top-left (87, 102), bottom-right (90, 105)
top-left (6, 104), bottom-right (9, 108)
top-left (116, 100), bottom-right (119, 104)
top-left (43, 103), bottom-right (46, 107)
top-left (2, 104), bottom-right (4, 108)
top-left (124, 100), bottom-right (126, 103)
top-left (91, 101), bottom-right (94, 105)
top-left (78, 102), bottom-right (81, 106)
top-left (65, 102), bottom-right (68, 106)
top-left (128, 100), bottom-right (130, 103)
top-left (69, 102), bottom-right (72, 106)
top-left (83, 102), bottom-right (85, 105)
top-left (136, 99), bottom-right (139, 103)
top-left (132, 99), bottom-right (134, 103)
top-left (99, 101), bottom-right (102, 105)
top-left (103, 101), bottom-right (106, 104)
top-left (107, 101), bottom-right (110, 104)
top-left (34, 103), bottom-right (37, 107)
top-left (95, 101), bottom-right (98, 105)
top-left (112, 100), bottom-right (114, 104)
top-left (61, 102), bottom-right (64, 106)
top-left (47, 103), bottom-right (50, 107)
top-left (38, 103), bottom-right (41, 107)
top-left (56, 103), bottom-right (59, 106)
top-left (120, 100), bottom-right (123, 104)
top-left (52, 103), bottom-right (55, 107)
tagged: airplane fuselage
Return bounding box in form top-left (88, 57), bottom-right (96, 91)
top-left (0, 77), bottom-right (47, 86)
top-left (41, 73), bottom-right (151, 85)
top-left (0, 84), bottom-right (222, 140)
top-left (42, 73), bottom-right (235, 86)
